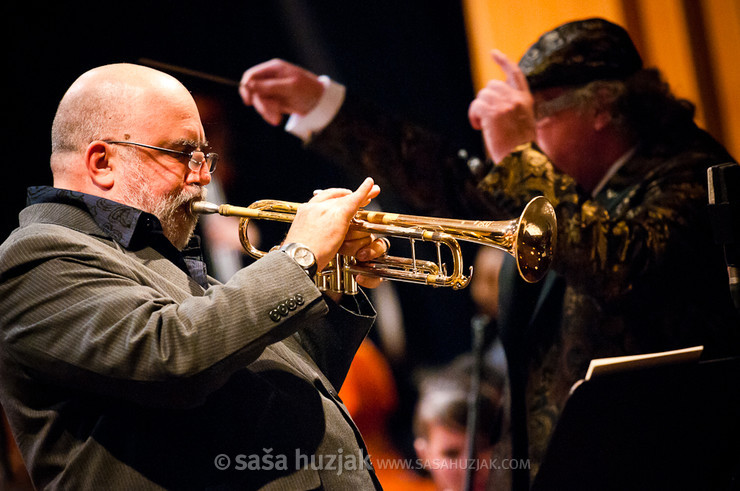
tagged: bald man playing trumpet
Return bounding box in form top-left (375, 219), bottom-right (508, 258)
top-left (0, 63), bottom-right (388, 490)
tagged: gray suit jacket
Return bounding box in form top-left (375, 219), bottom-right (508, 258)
top-left (0, 201), bottom-right (380, 490)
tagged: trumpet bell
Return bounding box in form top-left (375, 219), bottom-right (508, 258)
top-left (514, 196), bottom-right (557, 283)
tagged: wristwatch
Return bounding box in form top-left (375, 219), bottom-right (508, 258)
top-left (280, 242), bottom-right (318, 278)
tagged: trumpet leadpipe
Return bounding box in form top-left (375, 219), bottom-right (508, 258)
top-left (191, 201), bottom-right (296, 223)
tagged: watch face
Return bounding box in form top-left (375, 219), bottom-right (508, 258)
top-left (294, 246), bottom-right (314, 268)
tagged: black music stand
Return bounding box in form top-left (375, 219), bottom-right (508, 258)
top-left (531, 356), bottom-right (740, 491)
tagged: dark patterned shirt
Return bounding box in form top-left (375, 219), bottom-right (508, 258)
top-left (26, 186), bottom-right (209, 289)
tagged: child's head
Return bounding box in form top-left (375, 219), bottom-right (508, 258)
top-left (413, 356), bottom-right (504, 491)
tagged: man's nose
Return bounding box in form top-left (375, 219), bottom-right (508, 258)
top-left (186, 160), bottom-right (212, 185)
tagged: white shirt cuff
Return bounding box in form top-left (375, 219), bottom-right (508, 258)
top-left (285, 75), bottom-right (346, 142)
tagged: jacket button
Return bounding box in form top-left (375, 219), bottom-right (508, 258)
top-left (277, 302), bottom-right (289, 316)
top-left (269, 309), bottom-right (281, 322)
top-left (294, 294), bottom-right (304, 305)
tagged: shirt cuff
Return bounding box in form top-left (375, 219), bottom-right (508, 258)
top-left (285, 75), bottom-right (346, 142)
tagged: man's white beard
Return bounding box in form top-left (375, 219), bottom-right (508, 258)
top-left (119, 161), bottom-right (207, 250)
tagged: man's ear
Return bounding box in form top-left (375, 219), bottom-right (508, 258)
top-left (592, 89), bottom-right (614, 132)
top-left (414, 437), bottom-right (429, 460)
top-left (593, 107), bottom-right (613, 131)
top-left (85, 141), bottom-right (115, 190)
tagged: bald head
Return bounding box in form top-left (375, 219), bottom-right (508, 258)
top-left (50, 63), bottom-right (197, 186)
top-left (46, 63), bottom-right (210, 250)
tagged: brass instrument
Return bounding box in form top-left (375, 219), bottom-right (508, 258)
top-left (191, 196), bottom-right (556, 294)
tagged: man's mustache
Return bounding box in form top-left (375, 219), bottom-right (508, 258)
top-left (180, 186), bottom-right (208, 216)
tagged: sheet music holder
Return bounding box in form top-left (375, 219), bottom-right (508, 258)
top-left (531, 353), bottom-right (740, 490)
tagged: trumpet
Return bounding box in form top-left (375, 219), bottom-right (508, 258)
top-left (191, 196), bottom-right (556, 294)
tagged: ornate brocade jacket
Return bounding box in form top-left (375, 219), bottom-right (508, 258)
top-left (305, 97), bottom-right (740, 479)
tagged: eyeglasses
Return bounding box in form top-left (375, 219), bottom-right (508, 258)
top-left (102, 140), bottom-right (218, 173)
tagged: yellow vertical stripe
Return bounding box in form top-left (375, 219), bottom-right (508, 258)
top-left (703, 0), bottom-right (740, 159)
top-left (631, 0), bottom-right (703, 125)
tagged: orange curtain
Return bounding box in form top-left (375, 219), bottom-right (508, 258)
top-left (462, 0), bottom-right (740, 159)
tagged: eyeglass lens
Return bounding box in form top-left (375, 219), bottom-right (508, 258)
top-left (188, 151), bottom-right (218, 173)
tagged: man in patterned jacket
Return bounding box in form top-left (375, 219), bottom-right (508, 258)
top-left (239, 17), bottom-right (740, 488)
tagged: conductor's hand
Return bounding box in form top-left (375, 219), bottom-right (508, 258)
top-left (240, 59), bottom-right (324, 126)
top-left (284, 177), bottom-right (383, 278)
top-left (468, 50), bottom-right (536, 163)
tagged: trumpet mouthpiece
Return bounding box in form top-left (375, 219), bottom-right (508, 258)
top-left (191, 201), bottom-right (220, 214)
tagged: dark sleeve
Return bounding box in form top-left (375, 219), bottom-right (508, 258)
top-left (308, 96), bottom-right (500, 219)
top-left (295, 291), bottom-right (376, 391)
